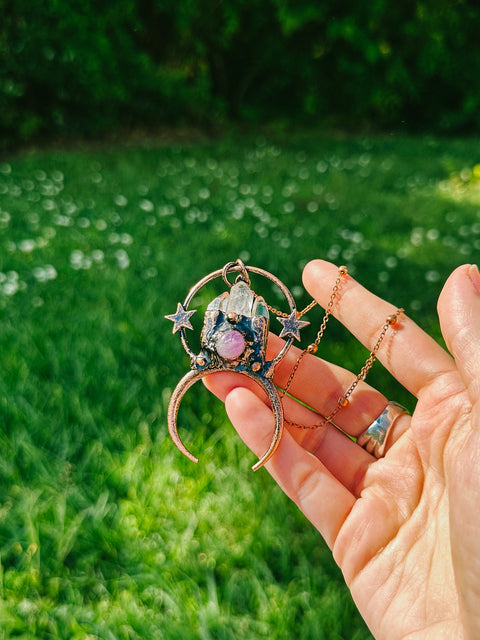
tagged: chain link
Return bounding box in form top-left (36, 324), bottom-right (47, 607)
top-left (279, 266), bottom-right (348, 400)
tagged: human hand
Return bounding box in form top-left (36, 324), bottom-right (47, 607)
top-left (205, 260), bottom-right (480, 640)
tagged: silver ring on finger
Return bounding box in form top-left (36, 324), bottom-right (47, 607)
top-left (357, 401), bottom-right (409, 458)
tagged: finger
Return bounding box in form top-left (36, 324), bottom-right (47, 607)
top-left (280, 392), bottom-right (375, 495)
top-left (302, 260), bottom-right (455, 396)
top-left (438, 270), bottom-right (480, 634)
top-left (280, 391), bottom-right (411, 462)
top-left (206, 332), bottom-right (400, 439)
top-left (205, 369), bottom-right (409, 478)
top-left (225, 386), bottom-right (355, 548)
top-left (437, 264), bottom-right (480, 395)
top-left (267, 332), bottom-right (391, 436)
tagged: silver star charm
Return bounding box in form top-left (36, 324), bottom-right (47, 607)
top-left (277, 310), bottom-right (310, 341)
top-left (165, 303), bottom-right (197, 334)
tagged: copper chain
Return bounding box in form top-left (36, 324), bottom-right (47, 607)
top-left (319, 306), bottom-right (404, 428)
top-left (270, 266), bottom-right (403, 430)
top-left (278, 266), bottom-right (348, 402)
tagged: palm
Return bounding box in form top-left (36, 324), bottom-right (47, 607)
top-left (206, 260), bottom-right (480, 639)
top-left (344, 388), bottom-right (468, 639)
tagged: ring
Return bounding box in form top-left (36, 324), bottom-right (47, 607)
top-left (357, 402), bottom-right (409, 458)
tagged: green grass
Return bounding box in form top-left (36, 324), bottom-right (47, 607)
top-left (0, 131), bottom-right (479, 638)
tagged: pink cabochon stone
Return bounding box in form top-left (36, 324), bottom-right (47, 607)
top-left (216, 330), bottom-right (245, 360)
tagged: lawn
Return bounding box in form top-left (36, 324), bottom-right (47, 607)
top-left (0, 131), bottom-right (479, 639)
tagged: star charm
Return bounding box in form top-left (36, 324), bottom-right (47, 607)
top-left (277, 310), bottom-right (310, 341)
top-left (165, 303), bottom-right (197, 334)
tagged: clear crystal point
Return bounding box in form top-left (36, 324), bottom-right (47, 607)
top-left (227, 282), bottom-right (254, 317)
top-left (206, 292), bottom-right (229, 312)
top-left (252, 296), bottom-right (269, 318)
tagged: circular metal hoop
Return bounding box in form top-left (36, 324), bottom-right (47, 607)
top-left (178, 263), bottom-right (297, 367)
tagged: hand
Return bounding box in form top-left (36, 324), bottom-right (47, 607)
top-left (205, 260), bottom-right (480, 640)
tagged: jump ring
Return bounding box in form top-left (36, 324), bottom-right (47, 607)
top-left (221, 259), bottom-right (250, 287)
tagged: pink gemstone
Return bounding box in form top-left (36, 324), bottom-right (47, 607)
top-left (216, 330), bottom-right (245, 360)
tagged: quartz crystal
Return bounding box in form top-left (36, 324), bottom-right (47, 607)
top-left (206, 292), bottom-right (229, 312)
top-left (227, 282), bottom-right (254, 317)
top-left (252, 296), bottom-right (269, 318)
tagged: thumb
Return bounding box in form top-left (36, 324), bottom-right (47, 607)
top-left (439, 265), bottom-right (480, 637)
top-left (437, 264), bottom-right (480, 394)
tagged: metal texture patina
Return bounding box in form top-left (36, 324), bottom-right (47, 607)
top-left (166, 259), bottom-right (305, 471)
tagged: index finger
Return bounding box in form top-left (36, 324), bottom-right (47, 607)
top-left (302, 260), bottom-right (455, 396)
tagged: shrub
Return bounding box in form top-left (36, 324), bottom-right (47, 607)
top-left (1, 0), bottom-right (480, 148)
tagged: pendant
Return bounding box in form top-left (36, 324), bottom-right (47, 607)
top-left (165, 259), bottom-right (309, 471)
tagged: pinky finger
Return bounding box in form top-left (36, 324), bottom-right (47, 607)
top-left (225, 387), bottom-right (356, 548)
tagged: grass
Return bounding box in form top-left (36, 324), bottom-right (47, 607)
top-left (0, 131), bottom-right (479, 638)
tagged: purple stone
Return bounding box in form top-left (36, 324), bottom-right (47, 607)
top-left (216, 330), bottom-right (245, 360)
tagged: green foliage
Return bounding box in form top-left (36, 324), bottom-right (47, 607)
top-left (0, 131), bottom-right (479, 636)
top-left (2, 0), bottom-right (480, 148)
top-left (269, 0), bottom-right (480, 130)
top-left (0, 0), bottom-right (211, 147)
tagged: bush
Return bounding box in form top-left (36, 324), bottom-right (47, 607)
top-left (1, 0), bottom-right (480, 148)
top-left (0, 0), bottom-right (212, 147)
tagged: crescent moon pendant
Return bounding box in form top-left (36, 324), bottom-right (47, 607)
top-left (168, 367), bottom-right (284, 472)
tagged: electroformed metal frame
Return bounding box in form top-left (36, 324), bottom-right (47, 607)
top-left (166, 260), bottom-right (300, 471)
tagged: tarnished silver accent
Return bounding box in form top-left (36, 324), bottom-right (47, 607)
top-left (165, 303), bottom-right (197, 334)
top-left (357, 402), bottom-right (409, 458)
top-left (277, 309), bottom-right (310, 341)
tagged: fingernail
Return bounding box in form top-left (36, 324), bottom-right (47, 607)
top-left (468, 264), bottom-right (480, 294)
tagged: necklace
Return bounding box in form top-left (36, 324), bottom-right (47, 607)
top-left (166, 259), bottom-right (403, 469)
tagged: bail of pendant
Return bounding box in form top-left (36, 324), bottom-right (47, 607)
top-left (222, 259), bottom-right (251, 287)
